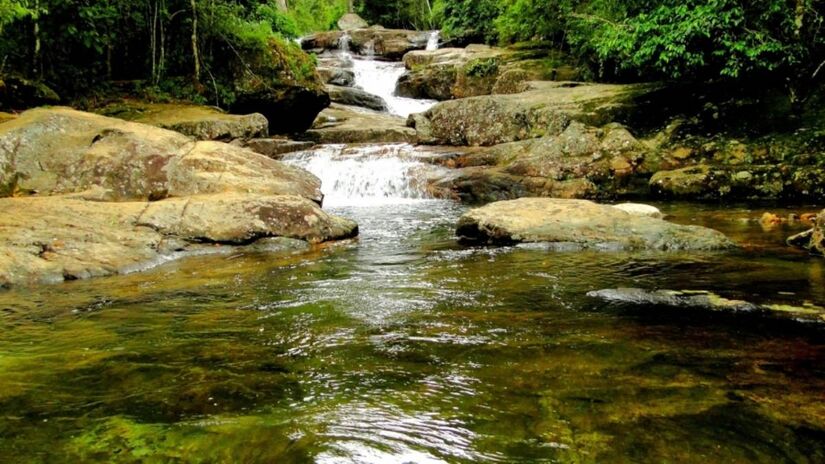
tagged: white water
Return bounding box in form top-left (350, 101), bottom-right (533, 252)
top-left (351, 59), bottom-right (437, 118)
top-left (426, 31), bottom-right (440, 51)
top-left (284, 144), bottom-right (444, 207)
top-left (335, 31), bottom-right (437, 118)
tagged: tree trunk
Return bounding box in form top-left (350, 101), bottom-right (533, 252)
top-left (191, 0), bottom-right (200, 84)
top-left (33, 0), bottom-right (40, 76)
top-left (276, 0), bottom-right (287, 12)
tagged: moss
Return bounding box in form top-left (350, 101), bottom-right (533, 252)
top-left (464, 58), bottom-right (500, 78)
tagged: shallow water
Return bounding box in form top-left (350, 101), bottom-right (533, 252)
top-left (1, 196), bottom-right (824, 463)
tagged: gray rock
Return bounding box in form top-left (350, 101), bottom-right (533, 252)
top-left (337, 13), bottom-right (369, 30)
top-left (456, 198), bottom-right (734, 250)
top-left (326, 85), bottom-right (388, 112)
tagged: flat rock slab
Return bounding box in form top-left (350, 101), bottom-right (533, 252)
top-left (456, 198), bottom-right (734, 250)
top-left (301, 104), bottom-right (417, 144)
top-left (98, 101), bottom-right (268, 140)
top-left (0, 193), bottom-right (357, 287)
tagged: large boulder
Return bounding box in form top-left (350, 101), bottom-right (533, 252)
top-left (0, 107), bottom-right (322, 202)
top-left (302, 29), bottom-right (432, 60)
top-left (397, 46), bottom-right (509, 101)
top-left (409, 81), bottom-right (655, 146)
top-left (97, 101), bottom-right (268, 141)
top-left (428, 122), bottom-right (651, 202)
top-left (398, 46), bottom-right (581, 101)
top-left (298, 103), bottom-right (416, 144)
top-left (455, 198), bottom-right (734, 250)
top-left (0, 193), bottom-right (357, 287)
top-left (0, 107), bottom-right (359, 287)
top-left (326, 85), bottom-right (388, 111)
top-left (228, 38), bottom-right (329, 134)
top-left (338, 13), bottom-right (369, 30)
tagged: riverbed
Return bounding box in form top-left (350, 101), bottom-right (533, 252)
top-left (1, 184), bottom-right (824, 462)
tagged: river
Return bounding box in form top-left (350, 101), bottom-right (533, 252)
top-left (0, 46), bottom-right (824, 464)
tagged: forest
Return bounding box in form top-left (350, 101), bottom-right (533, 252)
top-left (0, 0), bottom-right (822, 109)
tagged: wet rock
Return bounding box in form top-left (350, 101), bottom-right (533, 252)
top-left (300, 104), bottom-right (416, 144)
top-left (588, 288), bottom-right (825, 322)
top-left (317, 67), bottom-right (355, 86)
top-left (0, 107), bottom-right (322, 203)
top-left (326, 85), bottom-right (388, 111)
top-left (302, 29), bottom-right (432, 59)
top-left (97, 101), bottom-right (268, 141)
top-left (410, 82), bottom-right (655, 146)
top-left (787, 210), bottom-right (825, 256)
top-left (245, 138), bottom-right (315, 160)
top-left (612, 203), bottom-right (663, 218)
top-left (649, 165), bottom-right (713, 197)
top-left (0, 193), bottom-right (358, 287)
top-left (337, 13), bottom-right (369, 30)
top-left (456, 198), bottom-right (734, 250)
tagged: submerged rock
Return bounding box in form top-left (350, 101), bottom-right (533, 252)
top-left (97, 101), bottom-right (268, 141)
top-left (588, 288), bottom-right (825, 322)
top-left (456, 198), bottom-right (734, 250)
top-left (0, 194), bottom-right (357, 287)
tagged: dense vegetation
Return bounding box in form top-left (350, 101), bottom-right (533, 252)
top-left (0, 0), bottom-right (347, 104)
top-left (361, 0), bottom-right (823, 105)
top-left (0, 0), bottom-right (822, 111)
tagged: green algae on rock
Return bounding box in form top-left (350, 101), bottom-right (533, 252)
top-left (456, 198), bottom-right (734, 250)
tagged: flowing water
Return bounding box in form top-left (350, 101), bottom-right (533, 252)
top-left (1, 143), bottom-right (824, 463)
top-left (337, 32), bottom-right (437, 118)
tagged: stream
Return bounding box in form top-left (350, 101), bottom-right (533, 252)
top-left (1, 46), bottom-right (825, 464)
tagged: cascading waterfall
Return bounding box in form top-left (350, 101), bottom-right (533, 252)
top-left (351, 59), bottom-right (436, 117)
top-left (333, 30), bottom-right (437, 118)
top-left (283, 144), bottom-right (443, 207)
top-left (426, 31), bottom-right (440, 51)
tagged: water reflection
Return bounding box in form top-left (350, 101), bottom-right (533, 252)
top-left (0, 201), bottom-right (824, 462)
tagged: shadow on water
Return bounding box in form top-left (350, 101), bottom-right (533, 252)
top-left (1, 199), bottom-right (824, 463)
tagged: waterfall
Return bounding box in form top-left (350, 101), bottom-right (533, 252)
top-left (339, 32), bottom-right (352, 54)
top-left (426, 31), bottom-right (440, 51)
top-left (283, 144), bottom-right (442, 207)
top-left (351, 59), bottom-right (437, 118)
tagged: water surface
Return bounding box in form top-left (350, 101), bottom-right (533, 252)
top-left (1, 197), bottom-right (824, 463)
